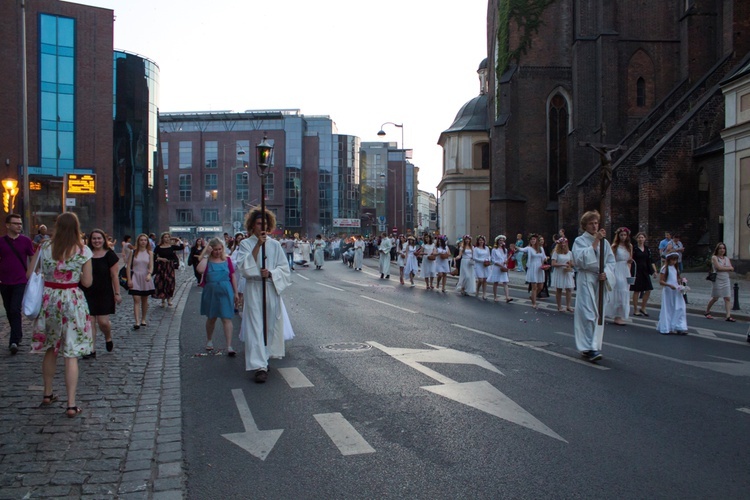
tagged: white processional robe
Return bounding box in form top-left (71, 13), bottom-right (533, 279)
top-left (572, 232), bottom-right (616, 352)
top-left (312, 240), bottom-right (326, 267)
top-left (378, 237), bottom-right (393, 275)
top-left (235, 236), bottom-right (293, 371)
top-left (353, 240), bottom-right (365, 269)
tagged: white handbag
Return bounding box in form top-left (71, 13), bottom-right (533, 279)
top-left (22, 253), bottom-right (44, 318)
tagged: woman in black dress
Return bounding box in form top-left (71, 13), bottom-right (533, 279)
top-left (81, 229), bottom-right (121, 357)
top-left (189, 238), bottom-right (205, 284)
top-left (154, 232), bottom-right (184, 307)
top-left (630, 232), bottom-right (657, 316)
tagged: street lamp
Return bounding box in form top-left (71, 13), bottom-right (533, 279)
top-left (255, 135), bottom-right (274, 346)
top-left (221, 144), bottom-right (246, 231)
top-left (2, 178), bottom-right (19, 213)
top-left (377, 122), bottom-right (405, 233)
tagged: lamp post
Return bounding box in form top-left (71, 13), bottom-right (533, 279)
top-left (2, 178), bottom-right (19, 213)
top-left (377, 122), bottom-right (405, 233)
top-left (255, 135), bottom-right (274, 346)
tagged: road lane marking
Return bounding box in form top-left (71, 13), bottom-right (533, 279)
top-left (277, 367), bottom-right (314, 388)
top-left (314, 413), bottom-right (375, 456)
top-left (738, 407), bottom-right (750, 415)
top-left (317, 282), bottom-right (344, 292)
top-left (359, 295), bottom-right (417, 313)
top-left (452, 324), bottom-right (609, 370)
top-left (553, 331), bottom-right (750, 376)
top-left (295, 273), bottom-right (310, 281)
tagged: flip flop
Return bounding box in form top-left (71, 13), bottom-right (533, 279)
top-left (704, 313), bottom-right (714, 319)
top-left (65, 406), bottom-right (82, 418)
top-left (726, 317), bottom-right (736, 322)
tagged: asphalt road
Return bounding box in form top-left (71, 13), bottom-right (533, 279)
top-left (181, 260), bottom-right (750, 499)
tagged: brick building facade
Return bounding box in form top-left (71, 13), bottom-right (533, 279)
top-left (486, 0), bottom-right (750, 266)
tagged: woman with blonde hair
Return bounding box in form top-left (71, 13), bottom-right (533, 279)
top-left (29, 212), bottom-right (93, 418)
top-left (126, 233), bottom-right (154, 329)
top-left (196, 238), bottom-right (238, 354)
top-left (488, 235), bottom-right (512, 302)
top-left (551, 237), bottom-right (575, 312)
top-left (606, 227), bottom-right (633, 325)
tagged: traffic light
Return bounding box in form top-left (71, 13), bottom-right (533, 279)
top-left (3, 192), bottom-right (9, 213)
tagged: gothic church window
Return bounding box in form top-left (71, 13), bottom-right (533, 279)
top-left (637, 78), bottom-right (646, 107)
top-left (548, 94), bottom-right (569, 202)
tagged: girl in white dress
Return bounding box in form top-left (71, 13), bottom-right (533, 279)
top-left (606, 227), bottom-right (633, 325)
top-left (456, 235), bottom-right (476, 296)
top-left (420, 234), bottom-right (437, 289)
top-left (353, 235), bottom-right (365, 271)
top-left (657, 253), bottom-right (688, 334)
top-left (396, 235), bottom-right (408, 285)
top-left (487, 235), bottom-right (512, 302)
top-left (403, 236), bottom-right (420, 286)
top-left (517, 234), bottom-right (546, 308)
top-left (312, 234), bottom-right (326, 269)
top-left (472, 236), bottom-right (492, 299)
top-left (551, 237), bottom-right (575, 312)
top-left (434, 237), bottom-right (451, 292)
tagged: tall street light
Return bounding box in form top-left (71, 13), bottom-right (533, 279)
top-left (255, 135), bottom-right (274, 346)
top-left (222, 143), bottom-right (246, 232)
top-left (377, 122), bottom-right (404, 233)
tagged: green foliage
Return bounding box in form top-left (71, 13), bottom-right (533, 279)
top-left (495, 0), bottom-right (556, 82)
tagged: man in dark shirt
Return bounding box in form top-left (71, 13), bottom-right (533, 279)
top-left (0, 214), bottom-right (35, 354)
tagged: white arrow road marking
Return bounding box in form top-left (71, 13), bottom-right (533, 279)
top-left (453, 324), bottom-right (609, 370)
top-left (359, 296), bottom-right (417, 313)
top-left (553, 331), bottom-right (750, 376)
top-left (369, 341), bottom-right (564, 442)
top-left (738, 407), bottom-right (750, 415)
top-left (314, 413), bottom-right (376, 455)
top-left (222, 389), bottom-right (284, 461)
top-left (317, 282), bottom-right (344, 292)
top-left (277, 367), bottom-right (314, 388)
top-left (422, 381), bottom-right (567, 443)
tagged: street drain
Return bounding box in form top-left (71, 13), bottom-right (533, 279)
top-left (320, 342), bottom-right (372, 352)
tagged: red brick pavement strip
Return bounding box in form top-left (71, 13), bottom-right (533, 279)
top-left (0, 270), bottom-right (193, 499)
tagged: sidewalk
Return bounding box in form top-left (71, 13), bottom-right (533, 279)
top-left (0, 269), bottom-right (193, 499)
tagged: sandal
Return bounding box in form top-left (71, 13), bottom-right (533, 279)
top-left (639, 309), bottom-right (649, 317)
top-left (65, 406), bottom-right (82, 418)
top-left (633, 312), bottom-right (643, 317)
top-left (566, 308), bottom-right (574, 313)
top-left (704, 313), bottom-right (714, 319)
top-left (42, 394), bottom-right (58, 405)
top-left (140, 322), bottom-right (147, 327)
top-left (133, 324), bottom-right (140, 330)
top-left (726, 317), bottom-right (737, 322)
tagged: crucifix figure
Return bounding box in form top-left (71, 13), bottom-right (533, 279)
top-left (578, 141), bottom-right (627, 214)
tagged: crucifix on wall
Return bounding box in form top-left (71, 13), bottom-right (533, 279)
top-left (578, 141), bottom-right (628, 219)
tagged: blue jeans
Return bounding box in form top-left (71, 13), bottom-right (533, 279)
top-left (0, 283), bottom-right (26, 346)
top-left (286, 253), bottom-right (295, 269)
top-left (515, 252), bottom-right (525, 272)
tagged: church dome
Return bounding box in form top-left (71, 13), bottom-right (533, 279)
top-left (478, 58), bottom-right (488, 71)
top-left (441, 94), bottom-right (488, 135)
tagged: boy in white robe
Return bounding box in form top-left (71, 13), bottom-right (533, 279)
top-left (572, 210), bottom-right (616, 362)
top-left (378, 233), bottom-right (393, 279)
top-left (235, 208), bottom-right (293, 383)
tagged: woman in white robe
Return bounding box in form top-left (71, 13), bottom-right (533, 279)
top-left (353, 235), bottom-right (365, 271)
top-left (420, 233), bottom-right (437, 289)
top-left (472, 236), bottom-right (492, 299)
top-left (551, 238), bottom-right (575, 312)
top-left (456, 235), bottom-right (476, 296)
top-left (487, 235), bottom-right (511, 302)
top-left (435, 237), bottom-right (451, 292)
top-left (606, 227), bottom-right (633, 325)
top-left (402, 236), bottom-right (419, 286)
top-left (517, 235), bottom-right (547, 308)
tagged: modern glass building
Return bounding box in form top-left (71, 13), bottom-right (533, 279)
top-left (113, 50), bottom-right (160, 238)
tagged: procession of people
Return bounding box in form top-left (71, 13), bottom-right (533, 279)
top-left (1, 203), bottom-right (745, 421)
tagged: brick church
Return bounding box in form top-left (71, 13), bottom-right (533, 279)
top-left (486, 0), bottom-right (750, 267)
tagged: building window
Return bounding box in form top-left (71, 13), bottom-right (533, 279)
top-left (548, 93), bottom-right (569, 202)
top-left (177, 209), bottom-right (193, 223)
top-left (204, 173), bottom-right (218, 190)
top-left (472, 142), bottom-right (490, 170)
top-left (264, 173), bottom-right (274, 201)
top-left (179, 141), bottom-right (192, 169)
top-left (201, 209), bottom-right (219, 223)
top-left (179, 174), bottom-right (192, 201)
top-left (636, 77), bottom-right (646, 107)
top-left (205, 190), bottom-right (218, 201)
top-left (39, 14), bottom-right (75, 174)
top-left (205, 141), bottom-right (218, 168)
top-left (232, 209), bottom-right (245, 225)
top-left (161, 142), bottom-right (169, 170)
top-left (235, 172), bottom-right (249, 201)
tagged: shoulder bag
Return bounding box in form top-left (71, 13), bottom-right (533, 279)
top-left (706, 260), bottom-right (717, 282)
top-left (22, 251), bottom-right (44, 318)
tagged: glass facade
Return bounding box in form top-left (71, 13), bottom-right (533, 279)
top-left (39, 14), bottom-right (75, 175)
top-left (113, 51), bottom-right (160, 238)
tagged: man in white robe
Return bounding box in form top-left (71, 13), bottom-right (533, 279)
top-left (235, 208), bottom-right (292, 383)
top-left (572, 210), bottom-right (616, 361)
top-left (378, 233), bottom-right (393, 279)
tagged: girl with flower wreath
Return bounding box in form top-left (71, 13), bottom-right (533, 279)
top-left (29, 212), bottom-right (93, 418)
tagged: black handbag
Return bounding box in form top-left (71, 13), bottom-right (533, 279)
top-left (706, 271), bottom-right (717, 282)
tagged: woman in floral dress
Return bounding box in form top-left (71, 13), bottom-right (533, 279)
top-left (29, 212), bottom-right (93, 418)
top-left (153, 232), bottom-right (184, 308)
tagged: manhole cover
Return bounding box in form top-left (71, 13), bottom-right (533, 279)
top-left (320, 342), bottom-right (372, 352)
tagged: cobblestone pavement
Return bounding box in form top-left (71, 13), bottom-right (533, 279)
top-left (0, 268), bottom-right (194, 499)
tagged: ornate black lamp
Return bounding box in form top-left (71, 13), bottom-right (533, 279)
top-left (255, 135), bottom-right (274, 345)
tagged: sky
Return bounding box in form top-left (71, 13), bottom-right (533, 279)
top-left (75, 0), bottom-right (488, 194)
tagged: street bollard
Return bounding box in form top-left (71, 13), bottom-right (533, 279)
top-left (733, 282), bottom-right (740, 311)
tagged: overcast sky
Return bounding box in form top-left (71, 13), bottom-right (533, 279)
top-left (76, 0), bottom-right (488, 193)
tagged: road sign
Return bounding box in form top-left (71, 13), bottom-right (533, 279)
top-left (233, 221), bottom-right (241, 230)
